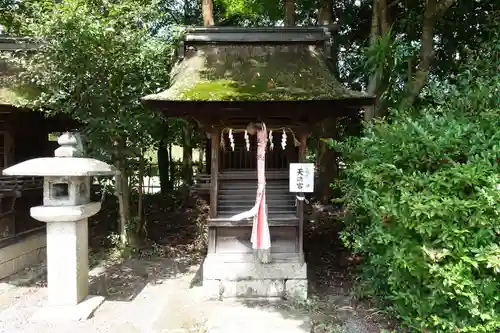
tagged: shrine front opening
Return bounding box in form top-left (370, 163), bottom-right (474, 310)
top-left (142, 26), bottom-right (374, 299)
top-left (219, 131), bottom-right (297, 170)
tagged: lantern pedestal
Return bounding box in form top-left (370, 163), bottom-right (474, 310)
top-left (30, 204), bottom-right (101, 308)
top-left (29, 200), bottom-right (106, 322)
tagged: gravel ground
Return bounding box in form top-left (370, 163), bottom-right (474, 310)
top-left (0, 256), bottom-right (313, 333)
top-left (0, 257), bottom-right (209, 333)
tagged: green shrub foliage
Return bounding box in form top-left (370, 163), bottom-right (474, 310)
top-left (336, 35), bottom-right (500, 332)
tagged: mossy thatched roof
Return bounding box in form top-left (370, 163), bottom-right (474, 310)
top-left (143, 43), bottom-right (368, 102)
top-left (0, 54), bottom-right (26, 106)
top-left (0, 38), bottom-right (38, 107)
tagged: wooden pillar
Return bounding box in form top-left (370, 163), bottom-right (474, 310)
top-left (205, 138), bottom-right (211, 174)
top-left (297, 132), bottom-right (307, 264)
top-left (207, 130), bottom-right (220, 255)
top-left (209, 129), bottom-right (220, 218)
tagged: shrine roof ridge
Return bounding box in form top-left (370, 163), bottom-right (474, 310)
top-left (183, 26), bottom-right (339, 44)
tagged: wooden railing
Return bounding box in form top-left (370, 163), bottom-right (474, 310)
top-left (0, 176), bottom-right (43, 191)
top-left (0, 176), bottom-right (43, 240)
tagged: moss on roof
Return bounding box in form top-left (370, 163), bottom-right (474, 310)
top-left (0, 52), bottom-right (31, 106)
top-left (143, 44), bottom-right (367, 102)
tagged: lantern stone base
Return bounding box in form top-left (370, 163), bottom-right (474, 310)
top-left (202, 253), bottom-right (307, 300)
top-left (31, 295), bottom-right (105, 322)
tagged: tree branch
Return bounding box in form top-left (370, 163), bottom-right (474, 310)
top-left (435, 0), bottom-right (456, 19)
top-left (388, 0), bottom-right (403, 8)
top-left (401, 0), bottom-right (456, 108)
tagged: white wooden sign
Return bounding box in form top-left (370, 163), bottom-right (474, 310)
top-left (289, 163), bottom-right (314, 193)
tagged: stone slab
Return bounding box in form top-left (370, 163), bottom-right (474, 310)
top-left (221, 279), bottom-right (285, 298)
top-left (203, 257), bottom-right (307, 280)
top-left (31, 295), bottom-right (105, 322)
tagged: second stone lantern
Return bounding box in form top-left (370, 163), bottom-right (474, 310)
top-left (2, 132), bottom-right (119, 321)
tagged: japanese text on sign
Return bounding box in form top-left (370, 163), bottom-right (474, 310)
top-left (289, 163), bottom-right (314, 193)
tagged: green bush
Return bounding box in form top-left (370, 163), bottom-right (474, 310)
top-left (335, 35), bottom-right (500, 332)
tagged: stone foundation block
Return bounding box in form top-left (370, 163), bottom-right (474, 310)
top-left (221, 279), bottom-right (285, 298)
top-left (0, 215), bottom-right (15, 239)
top-left (285, 279), bottom-right (308, 300)
top-left (0, 230), bottom-right (46, 279)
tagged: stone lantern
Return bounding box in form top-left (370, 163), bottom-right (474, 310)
top-left (2, 132), bottom-right (118, 321)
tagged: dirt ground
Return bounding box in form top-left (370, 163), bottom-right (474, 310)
top-left (0, 193), bottom-right (396, 333)
top-left (304, 211), bottom-right (395, 333)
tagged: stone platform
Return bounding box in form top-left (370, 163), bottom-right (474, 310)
top-left (202, 253), bottom-right (308, 299)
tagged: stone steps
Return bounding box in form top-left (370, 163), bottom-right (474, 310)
top-left (219, 199), bottom-right (295, 206)
top-left (217, 177), bottom-right (296, 221)
top-left (207, 215), bottom-right (299, 227)
top-left (218, 208), bottom-right (295, 215)
top-left (218, 187), bottom-right (292, 193)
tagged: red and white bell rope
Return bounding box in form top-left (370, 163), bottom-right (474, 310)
top-left (229, 123), bottom-right (271, 263)
top-left (229, 183), bottom-right (270, 262)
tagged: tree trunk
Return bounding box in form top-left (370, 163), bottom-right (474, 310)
top-left (378, 0), bottom-right (389, 35)
top-left (114, 158), bottom-right (130, 245)
top-left (364, 0), bottom-right (390, 121)
top-left (318, 0), bottom-right (332, 26)
top-left (364, 0), bottom-right (379, 121)
top-left (202, 0), bottom-right (214, 26)
top-left (136, 152), bottom-right (145, 236)
top-left (168, 143), bottom-right (175, 189)
top-left (182, 122), bottom-right (193, 188)
top-left (401, 0), bottom-right (456, 109)
top-left (318, 0), bottom-right (339, 77)
top-left (158, 139), bottom-right (170, 194)
top-left (316, 0), bottom-right (339, 200)
top-left (284, 0), bottom-right (295, 26)
top-left (316, 120), bottom-right (339, 201)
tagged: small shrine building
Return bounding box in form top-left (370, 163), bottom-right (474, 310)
top-left (0, 37), bottom-right (80, 278)
top-left (142, 26), bottom-right (373, 299)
